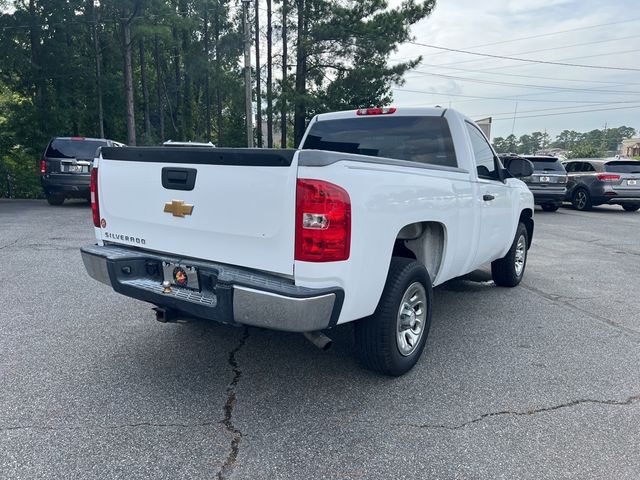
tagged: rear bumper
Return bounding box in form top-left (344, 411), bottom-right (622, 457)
top-left (592, 190), bottom-right (640, 206)
top-left (81, 244), bottom-right (343, 332)
top-left (41, 174), bottom-right (90, 196)
top-left (530, 189), bottom-right (565, 205)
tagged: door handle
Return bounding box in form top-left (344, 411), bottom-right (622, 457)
top-left (483, 194), bottom-right (495, 201)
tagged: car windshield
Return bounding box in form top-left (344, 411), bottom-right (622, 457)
top-left (302, 116), bottom-right (458, 167)
top-left (604, 161), bottom-right (640, 174)
top-left (46, 138), bottom-right (108, 160)
top-left (526, 158), bottom-right (564, 172)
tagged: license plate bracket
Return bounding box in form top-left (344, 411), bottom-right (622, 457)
top-left (162, 261), bottom-right (200, 290)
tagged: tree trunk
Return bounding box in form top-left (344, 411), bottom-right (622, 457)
top-left (153, 35), bottom-right (165, 142)
top-left (139, 38), bottom-right (151, 143)
top-left (293, 0), bottom-right (306, 147)
top-left (255, 0), bottom-right (263, 147)
top-left (181, 1), bottom-right (192, 140)
top-left (203, 5), bottom-right (212, 141)
top-left (66, 29), bottom-right (80, 136)
top-left (28, 0), bottom-right (45, 139)
top-left (172, 2), bottom-right (182, 137)
top-left (280, 0), bottom-right (287, 148)
top-left (266, 0), bottom-right (273, 147)
top-left (122, 17), bottom-right (136, 145)
top-left (92, 2), bottom-right (105, 138)
top-left (214, 3), bottom-right (222, 145)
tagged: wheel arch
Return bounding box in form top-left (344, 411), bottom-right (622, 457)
top-left (519, 208), bottom-right (534, 248)
top-left (393, 221), bottom-right (447, 283)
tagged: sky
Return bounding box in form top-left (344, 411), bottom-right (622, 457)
top-left (389, 0), bottom-right (640, 140)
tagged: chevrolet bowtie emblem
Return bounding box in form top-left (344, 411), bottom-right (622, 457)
top-left (163, 200), bottom-right (194, 217)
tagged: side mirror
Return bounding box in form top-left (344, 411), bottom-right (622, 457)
top-left (506, 158), bottom-right (534, 178)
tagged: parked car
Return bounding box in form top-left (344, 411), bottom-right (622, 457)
top-left (81, 107), bottom-right (534, 376)
top-left (40, 137), bottom-right (123, 205)
top-left (563, 158), bottom-right (640, 211)
top-left (500, 154), bottom-right (567, 212)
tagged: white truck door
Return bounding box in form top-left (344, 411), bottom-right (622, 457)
top-left (465, 122), bottom-right (513, 265)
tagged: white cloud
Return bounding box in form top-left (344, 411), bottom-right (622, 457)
top-left (390, 0), bottom-right (640, 139)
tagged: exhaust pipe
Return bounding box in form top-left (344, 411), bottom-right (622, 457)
top-left (303, 331), bottom-right (333, 351)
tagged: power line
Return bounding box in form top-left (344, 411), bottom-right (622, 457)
top-left (402, 70), bottom-right (640, 95)
top-left (414, 17), bottom-right (640, 59)
top-left (491, 104), bottom-right (640, 121)
top-left (407, 41), bottom-right (640, 72)
top-left (403, 63), bottom-right (640, 87)
top-left (391, 87), bottom-right (640, 105)
top-left (392, 90), bottom-right (640, 117)
top-left (422, 34), bottom-right (640, 69)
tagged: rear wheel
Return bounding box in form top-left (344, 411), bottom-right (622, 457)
top-left (46, 194), bottom-right (64, 206)
top-left (622, 204), bottom-right (640, 212)
top-left (355, 257), bottom-right (433, 376)
top-left (491, 222), bottom-right (528, 287)
top-left (541, 204), bottom-right (559, 212)
top-left (572, 188), bottom-right (592, 211)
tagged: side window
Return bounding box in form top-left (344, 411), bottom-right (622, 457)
top-left (565, 162), bottom-right (576, 173)
top-left (583, 162), bottom-right (596, 172)
top-left (466, 122), bottom-right (501, 181)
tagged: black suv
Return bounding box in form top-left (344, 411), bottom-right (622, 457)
top-left (500, 155), bottom-right (567, 211)
top-left (40, 137), bottom-right (123, 205)
top-left (563, 158), bottom-right (640, 211)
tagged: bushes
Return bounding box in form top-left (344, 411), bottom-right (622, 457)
top-left (0, 148), bottom-right (43, 199)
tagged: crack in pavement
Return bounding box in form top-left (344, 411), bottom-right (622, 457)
top-left (398, 394), bottom-right (640, 431)
top-left (0, 421), bottom-right (221, 432)
top-left (0, 239), bottom-right (19, 250)
top-left (521, 283), bottom-right (640, 340)
top-left (216, 328), bottom-right (250, 480)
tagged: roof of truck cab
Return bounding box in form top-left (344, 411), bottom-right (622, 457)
top-left (314, 107), bottom-right (450, 121)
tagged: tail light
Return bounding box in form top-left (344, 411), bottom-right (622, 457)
top-left (356, 107), bottom-right (396, 116)
top-left (597, 173), bottom-right (620, 182)
top-left (40, 159), bottom-right (46, 174)
top-left (295, 179), bottom-right (351, 262)
top-left (90, 167), bottom-right (100, 227)
top-left (559, 175), bottom-right (568, 184)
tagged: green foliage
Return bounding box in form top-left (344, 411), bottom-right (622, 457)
top-left (0, 0), bottom-right (434, 196)
top-left (493, 125), bottom-right (636, 157)
top-left (567, 143), bottom-right (602, 159)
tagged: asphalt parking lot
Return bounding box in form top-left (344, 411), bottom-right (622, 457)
top-left (1, 199), bottom-right (639, 480)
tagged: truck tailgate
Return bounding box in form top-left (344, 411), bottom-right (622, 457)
top-left (97, 147), bottom-right (298, 276)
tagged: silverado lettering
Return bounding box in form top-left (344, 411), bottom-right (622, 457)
top-left (104, 232), bottom-right (146, 245)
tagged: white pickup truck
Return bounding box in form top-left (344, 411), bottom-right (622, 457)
top-left (81, 107), bottom-right (534, 375)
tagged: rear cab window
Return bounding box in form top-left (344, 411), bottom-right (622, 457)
top-left (46, 138), bottom-right (109, 160)
top-left (525, 157), bottom-right (565, 173)
top-left (301, 115), bottom-right (458, 168)
top-left (604, 161), bottom-right (640, 174)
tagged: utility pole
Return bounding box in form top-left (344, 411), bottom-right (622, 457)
top-left (242, 0), bottom-right (254, 147)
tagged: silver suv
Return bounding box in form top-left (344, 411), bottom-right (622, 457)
top-left (500, 155), bottom-right (567, 212)
top-left (563, 158), bottom-right (640, 212)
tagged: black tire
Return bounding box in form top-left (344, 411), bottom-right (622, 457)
top-left (541, 204), bottom-right (559, 212)
top-left (354, 257), bottom-right (433, 376)
top-left (572, 188), bottom-right (592, 211)
top-left (491, 222), bottom-right (528, 288)
top-left (46, 194), bottom-right (65, 206)
top-left (622, 205), bottom-right (640, 212)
